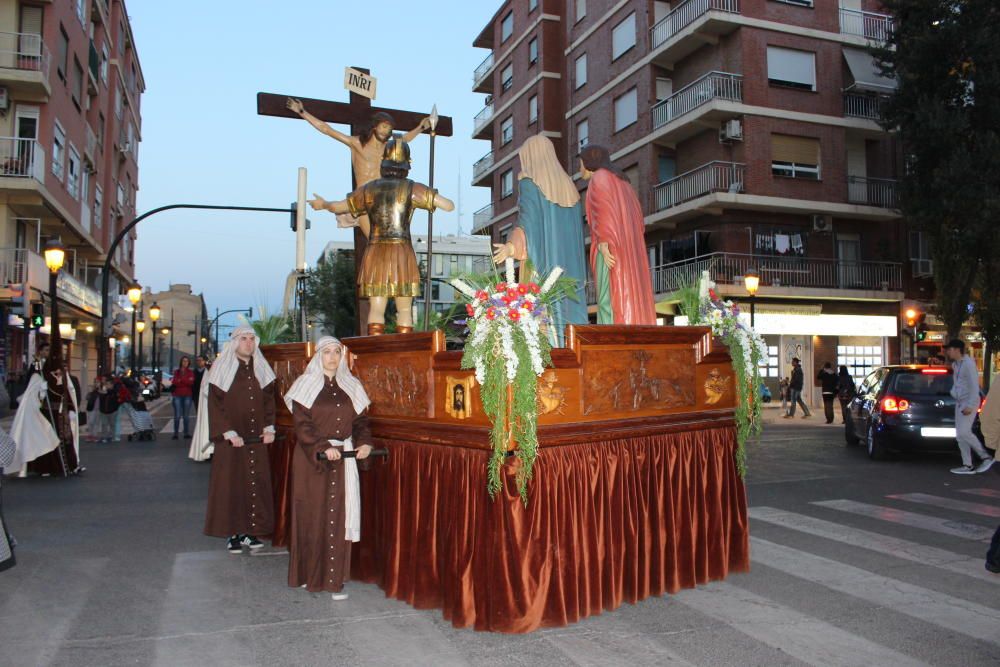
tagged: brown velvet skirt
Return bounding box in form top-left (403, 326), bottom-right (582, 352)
top-left (358, 239), bottom-right (421, 298)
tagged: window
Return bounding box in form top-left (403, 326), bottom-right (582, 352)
top-left (838, 345), bottom-right (884, 387)
top-left (575, 53), bottom-right (587, 89)
top-left (529, 0), bottom-right (538, 11)
top-left (528, 95), bottom-right (538, 124)
top-left (771, 134), bottom-right (820, 179)
top-left (67, 146), bottom-right (80, 199)
top-left (773, 0), bottom-right (814, 6)
top-left (117, 20), bottom-right (125, 56)
top-left (114, 87), bottom-right (122, 119)
top-left (100, 44), bottom-right (109, 83)
top-left (909, 231), bottom-right (933, 276)
top-left (577, 119), bottom-right (589, 149)
top-left (71, 58), bottom-right (84, 109)
top-left (767, 46), bottom-right (816, 91)
top-left (57, 27), bottom-right (69, 80)
top-left (75, 0), bottom-right (86, 24)
top-left (613, 88), bottom-right (638, 132)
top-left (52, 123), bottom-right (65, 181)
top-left (611, 13), bottom-right (636, 61)
top-left (97, 112), bottom-right (105, 149)
top-left (576, 0), bottom-right (586, 22)
top-left (501, 12), bottom-right (513, 42)
top-left (501, 63), bottom-right (513, 92)
top-left (434, 253), bottom-right (444, 276)
top-left (501, 169), bottom-right (514, 198)
top-left (501, 116), bottom-right (514, 145)
top-left (80, 167), bottom-right (89, 211)
top-left (431, 284), bottom-right (440, 301)
top-left (760, 345), bottom-right (780, 378)
top-left (529, 37), bottom-right (538, 65)
top-left (94, 185), bottom-right (103, 230)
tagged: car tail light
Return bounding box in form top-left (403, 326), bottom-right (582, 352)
top-left (881, 396), bottom-right (910, 413)
top-left (921, 368), bottom-right (949, 374)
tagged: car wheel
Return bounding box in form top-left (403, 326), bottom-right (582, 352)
top-left (866, 422), bottom-right (888, 460)
top-left (845, 421), bottom-right (860, 445)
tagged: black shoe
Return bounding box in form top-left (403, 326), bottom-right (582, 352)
top-left (240, 535), bottom-right (264, 550)
top-left (172, 434), bottom-right (178, 440)
top-left (987, 561), bottom-right (1000, 574)
top-left (227, 535), bottom-right (242, 554)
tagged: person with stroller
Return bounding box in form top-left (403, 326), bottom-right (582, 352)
top-left (171, 356), bottom-right (195, 440)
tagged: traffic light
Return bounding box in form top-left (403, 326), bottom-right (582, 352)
top-left (30, 303), bottom-right (44, 328)
top-left (289, 203), bottom-right (311, 232)
top-left (905, 308), bottom-right (918, 328)
top-left (916, 324), bottom-right (928, 342)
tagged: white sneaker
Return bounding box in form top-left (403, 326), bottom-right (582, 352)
top-left (975, 459), bottom-right (995, 474)
top-left (331, 592), bottom-right (349, 601)
top-left (950, 465), bottom-right (976, 475)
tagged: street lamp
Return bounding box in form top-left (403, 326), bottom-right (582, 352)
top-left (149, 302), bottom-right (161, 373)
top-left (136, 319), bottom-right (146, 371)
top-left (127, 285), bottom-right (142, 376)
top-left (43, 238), bottom-right (65, 367)
top-left (744, 267), bottom-right (760, 328)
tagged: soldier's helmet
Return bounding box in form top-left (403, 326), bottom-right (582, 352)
top-left (381, 135), bottom-right (412, 172)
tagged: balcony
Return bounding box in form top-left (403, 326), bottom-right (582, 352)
top-left (650, 0), bottom-right (741, 67)
top-left (87, 40), bottom-right (99, 96)
top-left (839, 8), bottom-right (894, 43)
top-left (653, 252), bottom-right (903, 296)
top-left (0, 31), bottom-right (51, 97)
top-left (472, 203), bottom-right (494, 233)
top-left (472, 52), bottom-right (494, 93)
top-left (472, 150), bottom-right (494, 185)
top-left (472, 102), bottom-right (494, 139)
top-left (85, 125), bottom-right (99, 167)
top-left (92, 0), bottom-right (109, 25)
top-left (848, 176), bottom-right (897, 208)
top-left (843, 92), bottom-right (885, 121)
top-left (653, 161), bottom-right (744, 212)
top-left (0, 137), bottom-right (45, 184)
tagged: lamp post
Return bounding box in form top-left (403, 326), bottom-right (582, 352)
top-left (149, 302), bottom-right (161, 373)
top-left (744, 267), bottom-right (760, 328)
top-left (136, 319), bottom-right (146, 372)
top-left (161, 326), bottom-right (172, 374)
top-left (127, 285), bottom-right (142, 375)
top-left (43, 238), bottom-right (66, 365)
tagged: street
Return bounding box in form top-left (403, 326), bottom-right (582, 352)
top-left (0, 405), bottom-right (998, 667)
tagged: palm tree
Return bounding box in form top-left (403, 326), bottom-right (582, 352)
top-left (241, 306), bottom-right (295, 345)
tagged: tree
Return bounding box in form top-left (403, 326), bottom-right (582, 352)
top-left (245, 306), bottom-right (296, 345)
top-left (304, 251), bottom-right (356, 339)
top-left (875, 1), bottom-right (1000, 338)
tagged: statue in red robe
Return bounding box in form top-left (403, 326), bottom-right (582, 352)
top-left (579, 145), bottom-right (656, 325)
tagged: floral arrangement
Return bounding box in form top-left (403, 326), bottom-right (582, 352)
top-left (450, 258), bottom-right (578, 503)
top-left (681, 270), bottom-right (767, 476)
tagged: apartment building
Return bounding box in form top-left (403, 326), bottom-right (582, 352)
top-left (471, 0), bottom-right (939, 402)
top-left (0, 0), bottom-right (143, 388)
top-left (139, 284), bottom-right (210, 372)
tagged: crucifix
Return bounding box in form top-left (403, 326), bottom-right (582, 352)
top-left (257, 70), bottom-right (453, 334)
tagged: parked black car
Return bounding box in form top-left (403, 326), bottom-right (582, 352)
top-left (845, 365), bottom-right (984, 460)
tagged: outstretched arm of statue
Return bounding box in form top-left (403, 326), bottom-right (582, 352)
top-left (491, 227), bottom-right (527, 264)
top-left (286, 97), bottom-right (354, 147)
top-left (401, 116), bottom-right (432, 143)
top-left (308, 193), bottom-right (352, 216)
top-left (433, 193), bottom-right (455, 212)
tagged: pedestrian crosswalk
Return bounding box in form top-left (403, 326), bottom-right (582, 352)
top-left (697, 486), bottom-right (1000, 665)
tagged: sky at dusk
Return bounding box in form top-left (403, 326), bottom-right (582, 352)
top-left (132, 1), bottom-right (497, 333)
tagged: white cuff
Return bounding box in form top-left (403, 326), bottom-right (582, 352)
top-left (223, 430), bottom-right (239, 440)
top-left (263, 425), bottom-right (276, 434)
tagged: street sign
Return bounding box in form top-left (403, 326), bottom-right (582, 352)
top-left (343, 67), bottom-right (376, 100)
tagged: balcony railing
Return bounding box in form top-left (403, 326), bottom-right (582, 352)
top-left (848, 176), bottom-right (897, 208)
top-left (653, 252), bottom-right (903, 295)
top-left (0, 137), bottom-right (45, 182)
top-left (651, 0), bottom-right (740, 50)
top-left (472, 151), bottom-right (494, 180)
top-left (472, 203), bottom-right (494, 232)
top-left (86, 125), bottom-right (99, 162)
top-left (652, 161), bottom-right (744, 212)
top-left (473, 52), bottom-right (494, 86)
top-left (843, 92), bottom-right (885, 120)
top-left (839, 8), bottom-right (893, 42)
top-left (473, 103), bottom-right (494, 135)
top-left (0, 31), bottom-right (50, 79)
top-left (0, 247), bottom-right (27, 285)
top-left (652, 71), bottom-right (742, 130)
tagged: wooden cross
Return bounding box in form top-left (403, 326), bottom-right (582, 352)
top-left (256, 68), bottom-right (453, 333)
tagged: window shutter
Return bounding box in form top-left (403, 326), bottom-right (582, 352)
top-left (772, 135), bottom-right (819, 165)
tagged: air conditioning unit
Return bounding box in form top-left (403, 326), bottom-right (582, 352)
top-left (812, 214), bottom-right (832, 232)
top-left (719, 119), bottom-right (743, 142)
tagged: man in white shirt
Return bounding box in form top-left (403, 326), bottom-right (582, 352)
top-left (944, 339), bottom-right (993, 474)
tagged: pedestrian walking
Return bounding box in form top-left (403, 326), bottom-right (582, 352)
top-left (96, 377), bottom-right (119, 443)
top-left (201, 326), bottom-right (277, 553)
top-left (837, 365), bottom-right (856, 425)
top-left (817, 362), bottom-right (838, 424)
top-left (779, 377), bottom-right (790, 413)
top-left (784, 358), bottom-right (811, 418)
top-left (170, 356), bottom-right (195, 440)
top-left (283, 336), bottom-right (374, 599)
top-left (192, 356), bottom-right (208, 413)
top-left (943, 339), bottom-right (992, 474)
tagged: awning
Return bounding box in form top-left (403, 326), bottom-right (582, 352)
top-left (843, 48), bottom-right (897, 93)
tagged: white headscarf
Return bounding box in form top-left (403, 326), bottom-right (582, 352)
top-left (518, 134), bottom-right (580, 207)
top-left (205, 325), bottom-right (276, 392)
top-left (283, 336), bottom-right (370, 414)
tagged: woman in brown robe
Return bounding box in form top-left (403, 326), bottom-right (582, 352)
top-left (283, 336), bottom-right (373, 599)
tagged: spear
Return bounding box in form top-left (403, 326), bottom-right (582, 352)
top-left (422, 104), bottom-right (439, 331)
